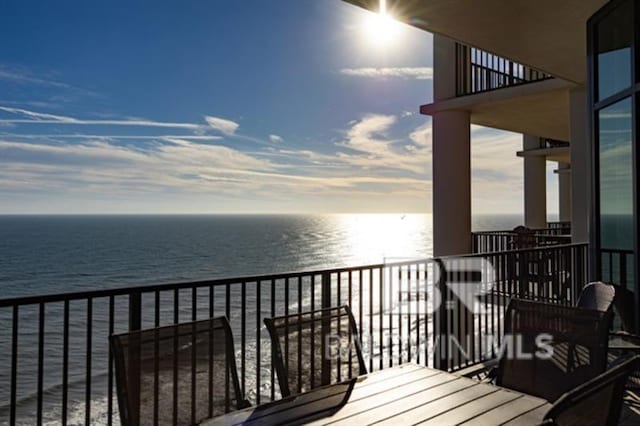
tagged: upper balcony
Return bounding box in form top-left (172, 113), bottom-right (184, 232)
top-left (455, 43), bottom-right (553, 97)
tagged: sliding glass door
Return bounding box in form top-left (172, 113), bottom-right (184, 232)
top-left (589, 0), bottom-right (639, 329)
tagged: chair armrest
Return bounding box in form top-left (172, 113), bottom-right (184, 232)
top-left (451, 358), bottom-right (499, 381)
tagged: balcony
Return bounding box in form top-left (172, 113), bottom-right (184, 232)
top-left (455, 43), bottom-right (554, 97)
top-left (471, 221), bottom-right (571, 253)
top-left (0, 242), bottom-right (593, 424)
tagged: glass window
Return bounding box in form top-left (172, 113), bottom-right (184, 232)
top-left (599, 97), bottom-right (633, 250)
top-left (597, 0), bottom-right (633, 100)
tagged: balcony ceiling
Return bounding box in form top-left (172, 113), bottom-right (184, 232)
top-left (344, 0), bottom-right (607, 84)
top-left (420, 79), bottom-right (575, 141)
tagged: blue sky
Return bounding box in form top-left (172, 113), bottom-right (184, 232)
top-left (0, 0), bottom-right (557, 214)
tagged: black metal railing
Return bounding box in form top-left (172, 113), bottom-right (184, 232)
top-left (600, 248), bottom-right (634, 290)
top-left (455, 43), bottom-right (553, 96)
top-left (0, 243), bottom-right (589, 425)
top-left (472, 229), bottom-right (572, 253)
top-left (545, 221), bottom-right (572, 234)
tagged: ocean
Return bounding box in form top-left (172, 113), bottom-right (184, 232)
top-left (0, 213), bottom-right (530, 425)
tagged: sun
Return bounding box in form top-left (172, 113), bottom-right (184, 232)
top-left (362, 1), bottom-right (402, 48)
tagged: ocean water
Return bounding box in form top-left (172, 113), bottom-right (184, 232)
top-left (0, 213), bottom-right (528, 425)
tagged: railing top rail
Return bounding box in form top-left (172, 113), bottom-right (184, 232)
top-left (471, 229), bottom-right (572, 235)
top-left (0, 242), bottom-right (588, 308)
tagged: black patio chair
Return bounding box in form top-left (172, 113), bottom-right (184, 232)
top-left (455, 298), bottom-right (612, 402)
top-left (576, 281), bottom-right (615, 313)
top-left (543, 355), bottom-right (640, 425)
top-left (110, 316), bottom-right (250, 426)
top-left (264, 305), bottom-right (367, 397)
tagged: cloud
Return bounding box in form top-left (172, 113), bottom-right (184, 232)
top-left (0, 65), bottom-right (71, 89)
top-left (334, 114), bottom-right (431, 175)
top-left (0, 106), bottom-right (77, 122)
top-left (269, 134), bottom-right (284, 143)
top-left (0, 105), bottom-right (206, 130)
top-left (340, 67), bottom-right (433, 80)
top-left (205, 115), bottom-right (239, 135)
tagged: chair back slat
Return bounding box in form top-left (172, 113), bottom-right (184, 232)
top-left (498, 298), bottom-right (612, 402)
top-left (110, 316), bottom-right (249, 426)
top-left (264, 305), bottom-right (367, 397)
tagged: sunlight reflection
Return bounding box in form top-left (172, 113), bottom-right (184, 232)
top-left (333, 214), bottom-right (432, 264)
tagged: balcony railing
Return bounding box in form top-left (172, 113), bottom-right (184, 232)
top-left (472, 228), bottom-right (572, 253)
top-left (455, 43), bottom-right (553, 96)
top-left (0, 243), bottom-right (589, 425)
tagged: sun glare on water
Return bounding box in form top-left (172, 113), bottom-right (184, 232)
top-left (362, 0), bottom-right (403, 47)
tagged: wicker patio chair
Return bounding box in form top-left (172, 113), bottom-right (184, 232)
top-left (110, 316), bottom-right (250, 426)
top-left (264, 305), bottom-right (367, 397)
top-left (543, 355), bottom-right (640, 425)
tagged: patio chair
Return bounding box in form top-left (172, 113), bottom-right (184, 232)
top-left (110, 316), bottom-right (250, 426)
top-left (543, 355), bottom-right (640, 425)
top-left (264, 305), bottom-right (367, 397)
top-left (455, 298), bottom-right (612, 402)
top-left (576, 281), bottom-right (615, 312)
top-left (498, 298), bottom-right (612, 402)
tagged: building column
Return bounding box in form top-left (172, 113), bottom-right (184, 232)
top-left (432, 34), bottom-right (471, 257)
top-left (557, 163), bottom-right (572, 222)
top-left (523, 135), bottom-right (547, 229)
top-left (432, 110), bottom-right (471, 257)
top-left (569, 88), bottom-right (589, 243)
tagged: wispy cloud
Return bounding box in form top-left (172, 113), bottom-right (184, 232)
top-left (0, 65), bottom-right (71, 89)
top-left (340, 67), bottom-right (433, 80)
top-left (0, 106), bottom-right (77, 122)
top-left (1, 133), bottom-right (223, 141)
top-left (0, 106), bottom-right (205, 129)
top-left (205, 115), bottom-right (239, 135)
top-left (269, 134), bottom-right (284, 143)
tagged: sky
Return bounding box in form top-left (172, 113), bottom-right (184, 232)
top-left (0, 0), bottom-right (558, 215)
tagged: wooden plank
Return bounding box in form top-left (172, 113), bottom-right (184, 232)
top-left (344, 367), bottom-right (442, 403)
top-left (503, 404), bottom-right (551, 425)
top-left (459, 394), bottom-right (550, 425)
top-left (316, 377), bottom-right (477, 426)
top-left (202, 381), bottom-right (354, 426)
top-left (201, 364), bottom-right (434, 426)
top-left (372, 383), bottom-right (498, 426)
top-left (252, 369), bottom-right (443, 426)
top-left (243, 382), bottom-right (354, 426)
top-left (307, 372), bottom-right (459, 425)
top-left (417, 390), bottom-right (522, 426)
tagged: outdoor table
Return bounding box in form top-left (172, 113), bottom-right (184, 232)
top-left (201, 363), bottom-right (551, 425)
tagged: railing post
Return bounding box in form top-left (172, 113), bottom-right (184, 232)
top-left (128, 291), bottom-right (142, 425)
top-left (434, 259), bottom-right (449, 371)
top-left (320, 272), bottom-right (332, 385)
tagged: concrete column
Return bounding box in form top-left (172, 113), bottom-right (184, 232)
top-left (432, 35), bottom-right (471, 257)
top-left (523, 135), bottom-right (547, 229)
top-left (433, 34), bottom-right (457, 101)
top-left (432, 110), bottom-right (471, 257)
top-left (569, 88), bottom-right (589, 243)
top-left (431, 36), bottom-right (473, 371)
top-left (557, 163), bottom-right (572, 222)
